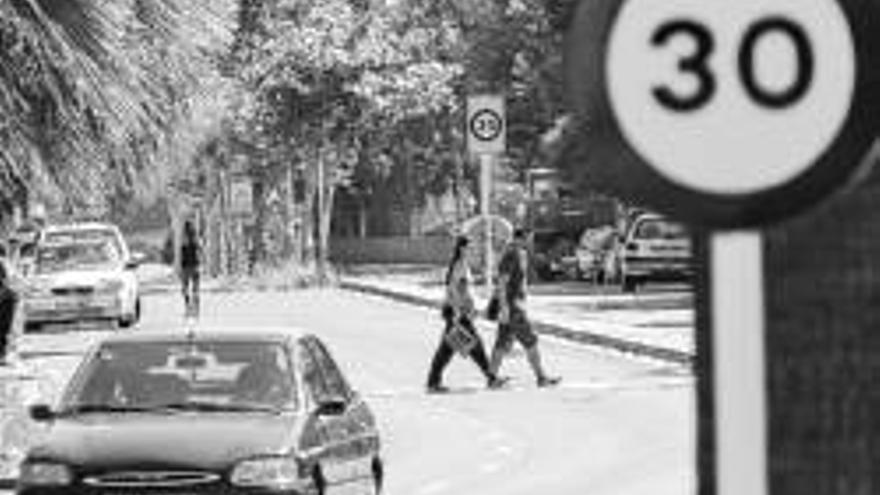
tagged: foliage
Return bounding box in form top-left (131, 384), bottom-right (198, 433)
top-left (0, 0), bottom-right (237, 220)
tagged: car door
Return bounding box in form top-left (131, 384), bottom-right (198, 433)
top-left (301, 337), bottom-right (375, 494)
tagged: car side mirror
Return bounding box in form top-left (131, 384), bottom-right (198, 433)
top-left (315, 395), bottom-right (347, 417)
top-left (29, 404), bottom-right (54, 422)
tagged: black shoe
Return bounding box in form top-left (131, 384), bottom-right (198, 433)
top-left (487, 375), bottom-right (510, 389)
top-left (426, 383), bottom-right (450, 394)
top-left (537, 376), bottom-right (561, 388)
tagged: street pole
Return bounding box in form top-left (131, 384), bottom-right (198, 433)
top-left (711, 231), bottom-right (767, 495)
top-left (317, 145), bottom-right (325, 283)
top-left (480, 153), bottom-right (494, 293)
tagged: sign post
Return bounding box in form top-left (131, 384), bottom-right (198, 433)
top-left (564, 0), bottom-right (880, 492)
top-left (467, 95), bottom-right (506, 291)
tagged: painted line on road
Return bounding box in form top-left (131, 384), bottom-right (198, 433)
top-left (415, 480), bottom-right (450, 495)
top-left (339, 280), bottom-right (693, 365)
top-left (361, 377), bottom-right (692, 401)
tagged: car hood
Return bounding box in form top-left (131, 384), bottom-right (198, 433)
top-left (29, 413), bottom-right (305, 470)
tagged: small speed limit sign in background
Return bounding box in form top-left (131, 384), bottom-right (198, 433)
top-left (565, 0), bottom-right (880, 228)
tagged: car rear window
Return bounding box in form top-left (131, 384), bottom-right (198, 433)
top-left (65, 340), bottom-right (298, 411)
top-left (35, 241), bottom-right (119, 274)
top-left (633, 219), bottom-right (688, 240)
top-left (44, 229), bottom-right (124, 257)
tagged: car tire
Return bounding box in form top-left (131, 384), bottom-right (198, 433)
top-left (119, 299), bottom-right (141, 329)
top-left (24, 322), bottom-right (41, 333)
top-left (622, 276), bottom-right (638, 293)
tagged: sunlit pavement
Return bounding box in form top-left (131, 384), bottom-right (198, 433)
top-left (2, 288), bottom-right (695, 495)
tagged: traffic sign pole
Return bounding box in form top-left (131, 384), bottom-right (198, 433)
top-left (480, 153), bottom-right (494, 293)
top-left (467, 94), bottom-right (505, 292)
top-left (711, 231), bottom-right (767, 495)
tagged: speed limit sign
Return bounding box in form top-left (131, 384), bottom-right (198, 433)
top-left (565, 0), bottom-right (880, 228)
top-left (467, 95), bottom-right (506, 155)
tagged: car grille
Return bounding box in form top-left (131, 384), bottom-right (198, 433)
top-left (52, 286), bottom-right (95, 296)
top-left (83, 470), bottom-right (220, 488)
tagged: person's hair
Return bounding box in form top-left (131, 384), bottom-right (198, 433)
top-left (445, 235), bottom-right (469, 286)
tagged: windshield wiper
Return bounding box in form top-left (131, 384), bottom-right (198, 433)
top-left (153, 401), bottom-right (287, 413)
top-left (57, 404), bottom-right (157, 415)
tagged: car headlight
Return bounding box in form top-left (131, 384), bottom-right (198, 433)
top-left (24, 284), bottom-right (51, 298)
top-left (230, 456), bottom-right (308, 489)
top-left (18, 461), bottom-right (73, 486)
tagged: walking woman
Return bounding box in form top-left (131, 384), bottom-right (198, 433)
top-left (180, 220), bottom-right (201, 317)
top-left (426, 236), bottom-right (508, 393)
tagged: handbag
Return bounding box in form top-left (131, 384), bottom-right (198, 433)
top-left (444, 319), bottom-right (477, 356)
top-left (485, 295), bottom-right (500, 321)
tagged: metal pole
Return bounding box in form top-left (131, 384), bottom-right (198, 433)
top-left (480, 153), bottom-right (494, 292)
top-left (711, 230), bottom-right (767, 495)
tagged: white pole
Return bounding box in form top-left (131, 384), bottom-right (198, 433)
top-left (711, 230), bottom-right (767, 495)
top-left (480, 153), bottom-right (494, 292)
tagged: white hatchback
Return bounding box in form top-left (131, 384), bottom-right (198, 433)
top-left (619, 213), bottom-right (692, 292)
top-left (22, 240), bottom-right (141, 331)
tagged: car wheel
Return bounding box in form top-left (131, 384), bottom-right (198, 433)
top-left (119, 299), bottom-right (140, 329)
top-left (622, 276), bottom-right (638, 293)
top-left (24, 322), bottom-right (41, 333)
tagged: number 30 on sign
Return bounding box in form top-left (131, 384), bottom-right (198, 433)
top-left (566, 0), bottom-right (880, 228)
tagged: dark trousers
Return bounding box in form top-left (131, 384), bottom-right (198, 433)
top-left (181, 267), bottom-right (200, 314)
top-left (427, 314), bottom-right (493, 387)
top-left (0, 288), bottom-right (17, 358)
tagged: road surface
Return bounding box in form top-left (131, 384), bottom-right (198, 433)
top-left (2, 288), bottom-right (695, 495)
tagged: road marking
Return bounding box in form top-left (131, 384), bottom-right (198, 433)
top-left (415, 480), bottom-right (450, 495)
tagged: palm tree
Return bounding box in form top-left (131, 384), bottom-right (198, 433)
top-left (0, 0), bottom-right (225, 223)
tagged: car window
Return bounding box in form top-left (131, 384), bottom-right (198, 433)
top-left (634, 219), bottom-right (687, 240)
top-left (35, 241), bottom-right (120, 274)
top-left (301, 337), bottom-right (351, 402)
top-left (64, 340), bottom-right (298, 411)
top-left (43, 229), bottom-right (125, 258)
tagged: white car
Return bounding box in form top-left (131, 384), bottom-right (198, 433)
top-left (22, 239), bottom-right (141, 331)
top-left (619, 213), bottom-right (692, 292)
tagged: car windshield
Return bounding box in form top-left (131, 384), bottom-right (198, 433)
top-left (43, 229), bottom-right (123, 258)
top-left (61, 340), bottom-right (298, 414)
top-left (35, 241), bottom-right (120, 274)
top-left (634, 219), bottom-right (688, 240)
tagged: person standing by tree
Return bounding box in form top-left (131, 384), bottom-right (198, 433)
top-left (180, 219), bottom-right (202, 317)
top-left (489, 228), bottom-right (561, 387)
top-left (427, 236), bottom-right (509, 393)
top-left (0, 255), bottom-right (18, 366)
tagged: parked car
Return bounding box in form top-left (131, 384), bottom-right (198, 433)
top-left (21, 239), bottom-right (141, 331)
top-left (619, 213), bottom-right (692, 292)
top-left (15, 328), bottom-right (384, 495)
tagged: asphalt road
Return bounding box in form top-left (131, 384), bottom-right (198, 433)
top-left (2, 288), bottom-right (695, 495)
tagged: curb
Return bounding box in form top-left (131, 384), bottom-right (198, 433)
top-left (339, 280), bottom-right (693, 366)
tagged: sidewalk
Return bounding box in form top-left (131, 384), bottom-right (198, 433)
top-left (339, 265), bottom-right (695, 365)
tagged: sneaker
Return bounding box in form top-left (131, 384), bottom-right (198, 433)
top-left (537, 376), bottom-right (561, 388)
top-left (487, 375), bottom-right (511, 389)
top-left (426, 384), bottom-right (450, 394)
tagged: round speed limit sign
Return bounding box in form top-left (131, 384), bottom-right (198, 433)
top-left (565, 0), bottom-right (880, 227)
